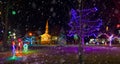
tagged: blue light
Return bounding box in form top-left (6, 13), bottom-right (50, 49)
top-left (23, 43), bottom-right (28, 52)
top-left (12, 44), bottom-right (16, 57)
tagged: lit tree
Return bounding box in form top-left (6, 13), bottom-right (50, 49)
top-left (68, 7), bottom-right (102, 37)
top-left (57, 27), bottom-right (67, 46)
top-left (68, 7), bottom-right (102, 64)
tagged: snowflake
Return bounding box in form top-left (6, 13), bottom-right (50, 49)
top-left (42, 1), bottom-right (44, 3)
top-left (17, 10), bottom-right (21, 13)
top-left (49, 15), bottom-right (51, 18)
top-left (28, 2), bottom-right (31, 5)
top-left (41, 12), bottom-right (44, 15)
top-left (60, 58), bottom-right (65, 63)
top-left (22, 56), bottom-right (28, 61)
top-left (112, 14), bottom-right (115, 16)
top-left (51, 0), bottom-right (56, 4)
top-left (32, 62), bottom-right (39, 64)
top-left (58, 21), bottom-right (61, 23)
top-left (118, 1), bottom-right (120, 4)
top-left (25, 11), bottom-right (29, 14)
top-left (114, 9), bottom-right (119, 14)
top-left (93, 3), bottom-right (96, 6)
top-left (45, 60), bottom-right (48, 62)
top-left (38, 8), bottom-right (40, 11)
top-left (33, 25), bottom-right (36, 28)
top-left (41, 61), bottom-right (44, 63)
top-left (60, 2), bottom-right (63, 4)
top-left (58, 0), bottom-right (60, 3)
top-left (25, 25), bottom-right (28, 27)
top-left (50, 7), bottom-right (54, 12)
top-left (32, 2), bottom-right (36, 9)
top-left (92, 0), bottom-right (96, 2)
top-left (112, 8), bottom-right (115, 10)
top-left (26, 16), bottom-right (29, 22)
top-left (52, 12), bottom-right (56, 17)
top-left (77, 0), bottom-right (81, 3)
top-left (25, 28), bottom-right (28, 31)
top-left (57, 16), bottom-right (59, 18)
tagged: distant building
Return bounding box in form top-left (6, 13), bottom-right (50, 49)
top-left (40, 20), bottom-right (51, 44)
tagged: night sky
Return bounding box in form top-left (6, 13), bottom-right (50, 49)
top-left (1, 0), bottom-right (120, 36)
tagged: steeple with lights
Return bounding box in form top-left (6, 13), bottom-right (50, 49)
top-left (40, 20), bottom-right (51, 44)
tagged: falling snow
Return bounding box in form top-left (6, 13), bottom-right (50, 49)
top-left (50, 7), bottom-right (54, 12)
top-left (114, 9), bottom-right (119, 14)
top-left (52, 12), bottom-right (56, 17)
top-left (51, 0), bottom-right (56, 4)
top-left (32, 2), bottom-right (36, 9)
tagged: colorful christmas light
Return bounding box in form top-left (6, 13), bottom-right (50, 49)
top-left (12, 41), bottom-right (16, 58)
top-left (23, 43), bottom-right (28, 52)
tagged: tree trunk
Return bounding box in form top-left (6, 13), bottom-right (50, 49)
top-left (78, 36), bottom-right (84, 64)
top-left (1, 1), bottom-right (9, 51)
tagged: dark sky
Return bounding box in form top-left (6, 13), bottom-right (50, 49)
top-left (1, 0), bottom-right (120, 35)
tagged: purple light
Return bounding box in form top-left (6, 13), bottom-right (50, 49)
top-left (68, 8), bottom-right (102, 38)
top-left (94, 7), bottom-right (98, 11)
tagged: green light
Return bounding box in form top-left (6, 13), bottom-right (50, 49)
top-left (12, 11), bottom-right (16, 15)
top-left (11, 55), bottom-right (16, 59)
top-left (74, 34), bottom-right (78, 40)
top-left (8, 31), bottom-right (11, 34)
top-left (23, 50), bottom-right (37, 54)
top-left (7, 56), bottom-right (17, 61)
top-left (6, 56), bottom-right (22, 61)
top-left (8, 36), bottom-right (10, 38)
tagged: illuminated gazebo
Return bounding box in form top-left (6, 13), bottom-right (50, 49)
top-left (40, 20), bottom-right (51, 44)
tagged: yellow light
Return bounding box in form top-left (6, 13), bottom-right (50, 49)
top-left (0, 11), bottom-right (1, 15)
top-left (106, 26), bottom-right (109, 31)
top-left (52, 36), bottom-right (58, 40)
top-left (14, 36), bottom-right (16, 39)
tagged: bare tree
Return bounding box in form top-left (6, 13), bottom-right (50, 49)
top-left (68, 7), bottom-right (102, 64)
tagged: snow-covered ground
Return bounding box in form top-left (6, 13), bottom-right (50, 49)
top-left (1, 45), bottom-right (120, 64)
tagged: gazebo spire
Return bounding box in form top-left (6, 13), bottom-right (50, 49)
top-left (45, 20), bottom-right (48, 34)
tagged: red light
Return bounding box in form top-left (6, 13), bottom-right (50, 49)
top-left (117, 24), bottom-right (120, 28)
top-left (12, 41), bottom-right (15, 45)
top-left (18, 38), bottom-right (22, 42)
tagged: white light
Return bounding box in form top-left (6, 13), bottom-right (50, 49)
top-left (13, 33), bottom-right (16, 36)
top-left (86, 42), bottom-right (89, 45)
